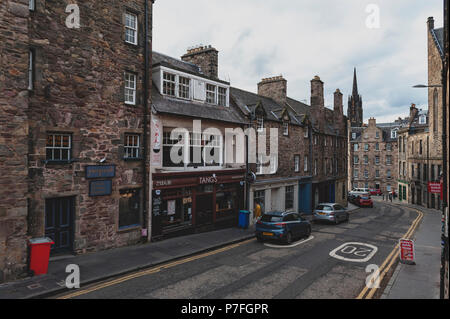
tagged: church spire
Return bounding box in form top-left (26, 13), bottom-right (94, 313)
top-left (352, 67), bottom-right (358, 97)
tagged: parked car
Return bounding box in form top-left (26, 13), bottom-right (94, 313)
top-left (312, 203), bottom-right (349, 225)
top-left (348, 193), bottom-right (359, 204)
top-left (255, 211), bottom-right (311, 244)
top-left (357, 195), bottom-right (374, 208)
top-left (370, 189), bottom-right (382, 196)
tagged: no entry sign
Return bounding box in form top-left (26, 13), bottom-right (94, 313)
top-left (399, 239), bottom-right (416, 265)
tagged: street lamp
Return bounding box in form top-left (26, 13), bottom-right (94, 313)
top-left (412, 84), bottom-right (443, 88)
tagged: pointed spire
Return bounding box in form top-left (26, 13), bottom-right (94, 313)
top-left (352, 67), bottom-right (358, 97)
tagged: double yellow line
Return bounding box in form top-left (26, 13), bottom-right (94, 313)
top-left (356, 206), bottom-right (424, 299)
top-left (57, 238), bottom-right (256, 299)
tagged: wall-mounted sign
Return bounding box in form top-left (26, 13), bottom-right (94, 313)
top-left (89, 180), bottom-right (113, 197)
top-left (151, 116), bottom-right (162, 167)
top-left (428, 182), bottom-right (441, 194)
top-left (199, 175), bottom-right (218, 185)
top-left (85, 165), bottom-right (116, 179)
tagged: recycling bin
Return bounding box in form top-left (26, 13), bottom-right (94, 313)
top-left (28, 237), bottom-right (54, 276)
top-left (239, 210), bottom-right (250, 229)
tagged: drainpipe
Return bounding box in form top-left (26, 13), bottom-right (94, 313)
top-left (441, 48), bottom-right (448, 300)
top-left (142, 0), bottom-right (153, 242)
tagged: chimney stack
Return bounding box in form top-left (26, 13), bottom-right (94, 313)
top-left (181, 45), bottom-right (219, 79)
top-left (257, 76), bottom-right (287, 105)
top-left (427, 17), bottom-right (434, 30)
top-left (410, 103), bottom-right (418, 120)
top-left (311, 76), bottom-right (324, 108)
top-left (334, 89), bottom-right (343, 114)
top-left (368, 117), bottom-right (376, 127)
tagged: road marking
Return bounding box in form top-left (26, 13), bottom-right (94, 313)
top-left (356, 205), bottom-right (424, 299)
top-left (56, 238), bottom-right (256, 299)
top-left (263, 236), bottom-right (314, 248)
top-left (329, 242), bottom-right (378, 263)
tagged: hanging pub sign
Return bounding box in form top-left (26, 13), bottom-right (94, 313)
top-left (85, 165), bottom-right (116, 179)
top-left (89, 180), bottom-right (113, 197)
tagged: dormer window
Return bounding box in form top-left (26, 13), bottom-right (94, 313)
top-left (163, 72), bottom-right (176, 96)
top-left (178, 76), bottom-right (190, 99)
top-left (391, 129), bottom-right (398, 139)
top-left (419, 115), bottom-right (426, 124)
top-left (218, 87), bottom-right (227, 106)
top-left (283, 122), bottom-right (289, 136)
top-left (206, 84), bottom-right (216, 104)
top-left (257, 117), bottom-right (264, 132)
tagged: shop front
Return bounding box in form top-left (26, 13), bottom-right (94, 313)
top-left (151, 169), bottom-right (245, 240)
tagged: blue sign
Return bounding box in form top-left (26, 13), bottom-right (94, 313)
top-left (89, 180), bottom-right (113, 197)
top-left (85, 165), bottom-right (116, 179)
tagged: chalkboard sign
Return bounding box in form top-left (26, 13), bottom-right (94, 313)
top-left (85, 165), bottom-right (116, 179)
top-left (89, 180), bottom-right (113, 197)
top-left (152, 191), bottom-right (162, 216)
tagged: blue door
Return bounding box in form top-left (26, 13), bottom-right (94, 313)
top-left (329, 183), bottom-right (336, 203)
top-left (299, 183), bottom-right (312, 214)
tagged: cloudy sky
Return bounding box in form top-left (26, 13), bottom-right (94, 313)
top-left (153, 0), bottom-right (444, 123)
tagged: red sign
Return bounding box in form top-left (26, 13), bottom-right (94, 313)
top-left (399, 239), bottom-right (415, 263)
top-left (428, 182), bottom-right (441, 194)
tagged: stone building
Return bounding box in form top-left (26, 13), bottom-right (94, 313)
top-left (396, 17), bottom-right (444, 209)
top-left (231, 75), bottom-right (348, 218)
top-left (349, 118), bottom-right (400, 193)
top-left (149, 47), bottom-right (247, 240)
top-left (0, 0), bottom-right (154, 282)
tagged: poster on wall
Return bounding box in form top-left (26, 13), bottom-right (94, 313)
top-left (151, 115), bottom-right (162, 167)
top-left (168, 200), bottom-right (176, 216)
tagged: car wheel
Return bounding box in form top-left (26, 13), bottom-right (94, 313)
top-left (305, 226), bottom-right (311, 238)
top-left (285, 232), bottom-right (293, 244)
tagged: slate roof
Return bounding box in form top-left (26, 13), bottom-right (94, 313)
top-left (152, 84), bottom-right (246, 124)
top-left (431, 28), bottom-right (445, 59)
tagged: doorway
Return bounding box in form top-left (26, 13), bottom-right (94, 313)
top-left (45, 196), bottom-right (75, 254)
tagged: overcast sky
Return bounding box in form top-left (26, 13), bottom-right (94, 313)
top-left (153, 0), bottom-right (444, 124)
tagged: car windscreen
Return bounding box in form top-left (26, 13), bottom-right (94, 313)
top-left (316, 205), bottom-right (333, 211)
top-left (261, 215), bottom-right (283, 223)
top-left (361, 197), bottom-right (370, 200)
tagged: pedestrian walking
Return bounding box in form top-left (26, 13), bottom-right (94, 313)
top-left (254, 200), bottom-right (262, 221)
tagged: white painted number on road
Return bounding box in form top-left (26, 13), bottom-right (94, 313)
top-left (330, 242), bottom-right (378, 263)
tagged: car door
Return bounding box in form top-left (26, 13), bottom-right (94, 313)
top-left (283, 213), bottom-right (297, 236)
top-left (334, 205), bottom-right (344, 220)
top-left (291, 213), bottom-right (303, 236)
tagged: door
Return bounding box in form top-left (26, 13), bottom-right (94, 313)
top-left (196, 194), bottom-right (213, 226)
top-left (45, 197), bottom-right (75, 254)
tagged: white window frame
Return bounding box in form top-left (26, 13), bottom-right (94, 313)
top-left (162, 71), bottom-right (176, 97)
top-left (257, 117), bottom-right (264, 132)
top-left (304, 129), bottom-right (309, 138)
top-left (46, 133), bottom-right (72, 162)
top-left (124, 134), bottom-right (140, 159)
top-left (304, 155), bottom-right (308, 172)
top-left (178, 76), bottom-right (191, 100)
top-left (294, 155), bottom-right (300, 172)
top-left (354, 169), bottom-right (359, 178)
top-left (218, 87), bottom-right (227, 106)
top-left (206, 84), bottom-right (217, 104)
top-left (125, 12), bottom-right (138, 45)
top-left (29, 0), bottom-right (35, 11)
top-left (124, 72), bottom-right (137, 105)
top-left (352, 132), bottom-right (356, 140)
top-left (353, 143), bottom-right (359, 152)
top-left (283, 122), bottom-right (289, 136)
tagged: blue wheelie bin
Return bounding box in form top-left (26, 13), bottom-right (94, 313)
top-left (239, 210), bottom-right (250, 229)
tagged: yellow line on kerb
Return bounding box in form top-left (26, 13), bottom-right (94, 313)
top-left (356, 206), bottom-right (424, 299)
top-left (57, 238), bottom-right (256, 299)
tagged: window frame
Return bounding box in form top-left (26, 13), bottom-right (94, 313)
top-left (124, 12), bottom-right (138, 45)
top-left (124, 134), bottom-right (141, 159)
top-left (206, 83), bottom-right (217, 104)
top-left (124, 71), bottom-right (137, 105)
top-left (45, 133), bottom-right (72, 163)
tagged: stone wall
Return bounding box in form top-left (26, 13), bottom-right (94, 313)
top-left (0, 0), bottom-right (30, 282)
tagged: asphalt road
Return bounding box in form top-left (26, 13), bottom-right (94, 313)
top-left (55, 202), bottom-right (418, 299)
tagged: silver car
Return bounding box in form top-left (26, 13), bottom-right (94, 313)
top-left (312, 203), bottom-right (349, 224)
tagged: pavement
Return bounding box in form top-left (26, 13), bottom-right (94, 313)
top-left (371, 197), bottom-right (443, 299)
top-left (0, 203), bottom-right (360, 299)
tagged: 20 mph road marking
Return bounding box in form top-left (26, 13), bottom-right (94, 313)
top-left (330, 243), bottom-right (378, 263)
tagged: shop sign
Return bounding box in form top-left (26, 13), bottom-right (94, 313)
top-left (89, 180), bottom-right (112, 197)
top-left (399, 239), bottom-right (415, 264)
top-left (183, 197), bottom-right (192, 204)
top-left (199, 176), bottom-right (218, 185)
top-left (155, 179), bottom-right (173, 187)
top-left (85, 165), bottom-right (116, 179)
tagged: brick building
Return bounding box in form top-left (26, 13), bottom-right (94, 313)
top-left (231, 75), bottom-right (348, 218)
top-left (0, 0), bottom-right (154, 282)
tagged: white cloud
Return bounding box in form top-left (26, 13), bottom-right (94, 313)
top-left (153, 0), bottom-right (444, 123)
